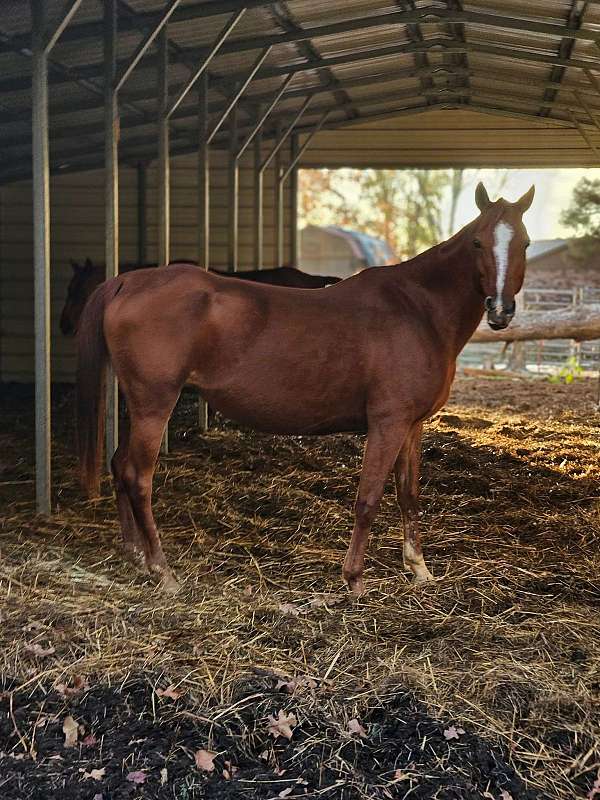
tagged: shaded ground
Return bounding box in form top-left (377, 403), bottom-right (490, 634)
top-left (0, 674), bottom-right (535, 800)
top-left (0, 375), bottom-right (599, 799)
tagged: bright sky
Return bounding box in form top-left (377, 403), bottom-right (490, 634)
top-left (452, 168), bottom-right (600, 241)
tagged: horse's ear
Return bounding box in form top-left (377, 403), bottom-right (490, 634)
top-left (516, 185), bottom-right (535, 212)
top-left (84, 257), bottom-right (93, 268)
top-left (70, 259), bottom-right (81, 273)
top-left (475, 182), bottom-right (491, 212)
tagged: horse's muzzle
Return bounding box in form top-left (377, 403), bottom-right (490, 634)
top-left (485, 297), bottom-right (515, 331)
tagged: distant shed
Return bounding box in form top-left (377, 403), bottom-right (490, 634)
top-left (526, 238), bottom-right (600, 288)
top-left (299, 225), bottom-right (397, 279)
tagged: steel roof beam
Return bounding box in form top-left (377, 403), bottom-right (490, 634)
top-left (166, 8), bottom-right (245, 119)
top-left (44, 0), bottom-right (85, 54)
top-left (269, 1), bottom-right (358, 121)
top-left (235, 73), bottom-right (295, 160)
top-left (8, 0), bottom-right (278, 50)
top-left (4, 6), bottom-right (600, 96)
top-left (214, 37), bottom-right (600, 88)
top-left (0, 92), bottom-right (585, 187)
top-left (114, 0), bottom-right (183, 93)
top-left (8, 1), bottom-right (600, 55)
top-left (206, 47), bottom-right (272, 144)
top-left (7, 79), bottom-right (598, 179)
top-left (5, 62), bottom-right (600, 155)
top-left (539, 0), bottom-right (588, 117)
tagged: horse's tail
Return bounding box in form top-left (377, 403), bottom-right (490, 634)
top-left (76, 281), bottom-right (112, 498)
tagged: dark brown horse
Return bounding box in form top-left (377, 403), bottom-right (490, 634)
top-left (60, 259), bottom-right (340, 335)
top-left (76, 183), bottom-right (534, 593)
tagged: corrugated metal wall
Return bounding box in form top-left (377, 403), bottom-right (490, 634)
top-left (300, 109), bottom-right (600, 168)
top-left (0, 148), bottom-right (292, 383)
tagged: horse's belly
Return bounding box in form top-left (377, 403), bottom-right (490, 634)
top-left (192, 375), bottom-right (367, 435)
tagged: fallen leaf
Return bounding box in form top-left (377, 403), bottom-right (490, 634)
top-left (160, 767), bottom-right (168, 785)
top-left (393, 769), bottom-right (410, 781)
top-left (127, 771), bottom-right (146, 784)
top-left (223, 760), bottom-right (239, 780)
top-left (276, 676), bottom-right (317, 694)
top-left (443, 725), bottom-right (465, 741)
top-left (62, 716), bottom-right (79, 748)
top-left (23, 621), bottom-right (45, 632)
top-left (83, 768), bottom-right (105, 781)
top-left (589, 776), bottom-right (600, 800)
top-left (309, 594), bottom-right (343, 609)
top-left (278, 603), bottom-right (301, 617)
top-left (194, 749), bottom-right (216, 772)
top-left (347, 719), bottom-right (367, 738)
top-left (499, 792), bottom-right (514, 800)
top-left (279, 789), bottom-right (293, 798)
top-left (267, 710), bottom-right (297, 740)
top-left (55, 675), bottom-right (88, 698)
top-left (93, 795), bottom-right (103, 800)
top-left (156, 684), bottom-right (183, 700)
top-left (25, 643), bottom-right (55, 658)
top-left (243, 585), bottom-right (253, 597)
top-left (82, 733), bottom-right (97, 747)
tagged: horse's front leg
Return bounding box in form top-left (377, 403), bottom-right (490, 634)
top-left (343, 419), bottom-right (409, 594)
top-left (394, 422), bottom-right (434, 584)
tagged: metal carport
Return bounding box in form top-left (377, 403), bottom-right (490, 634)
top-left (1, 0), bottom-right (599, 513)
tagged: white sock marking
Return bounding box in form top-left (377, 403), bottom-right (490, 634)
top-left (493, 221), bottom-right (514, 312)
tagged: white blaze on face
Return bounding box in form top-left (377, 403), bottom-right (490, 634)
top-left (492, 221), bottom-right (514, 312)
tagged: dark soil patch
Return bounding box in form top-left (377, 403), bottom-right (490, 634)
top-left (0, 675), bottom-right (537, 800)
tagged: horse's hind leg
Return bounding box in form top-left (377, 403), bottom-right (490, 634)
top-left (121, 395), bottom-right (181, 593)
top-left (342, 419), bottom-right (408, 594)
top-left (393, 422), bottom-right (434, 584)
top-left (110, 421), bottom-right (145, 567)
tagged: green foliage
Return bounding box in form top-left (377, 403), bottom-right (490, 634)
top-left (560, 177), bottom-right (600, 238)
top-left (299, 168), bottom-right (452, 260)
top-left (548, 356), bottom-right (584, 385)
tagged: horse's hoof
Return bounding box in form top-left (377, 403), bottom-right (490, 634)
top-left (121, 545), bottom-right (147, 570)
top-left (345, 575), bottom-right (365, 596)
top-left (413, 570), bottom-right (434, 585)
top-left (149, 564), bottom-right (180, 594)
top-left (161, 572), bottom-right (180, 594)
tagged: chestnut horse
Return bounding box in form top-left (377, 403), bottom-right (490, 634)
top-left (60, 259), bottom-right (340, 336)
top-left (76, 183), bottom-right (534, 593)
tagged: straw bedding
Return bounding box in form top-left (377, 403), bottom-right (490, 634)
top-left (0, 376), bottom-right (598, 799)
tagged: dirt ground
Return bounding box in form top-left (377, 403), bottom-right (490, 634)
top-left (0, 375), bottom-right (599, 799)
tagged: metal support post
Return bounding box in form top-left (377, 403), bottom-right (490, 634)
top-left (228, 102), bottom-right (239, 271)
top-left (31, 0), bottom-right (51, 514)
top-left (137, 162), bottom-right (147, 263)
top-left (253, 109), bottom-right (263, 268)
top-left (198, 70), bottom-right (210, 430)
top-left (290, 133), bottom-right (299, 267)
top-left (158, 27), bottom-right (171, 453)
top-left (104, 0), bottom-right (119, 468)
top-left (275, 121), bottom-right (283, 267)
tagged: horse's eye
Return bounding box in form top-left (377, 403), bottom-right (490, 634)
top-left (473, 238), bottom-right (482, 249)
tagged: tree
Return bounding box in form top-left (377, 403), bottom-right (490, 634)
top-left (298, 168), bottom-right (451, 260)
top-left (560, 177), bottom-right (600, 237)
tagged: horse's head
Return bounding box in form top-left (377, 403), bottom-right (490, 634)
top-left (60, 258), bottom-right (103, 336)
top-left (472, 182), bottom-right (535, 330)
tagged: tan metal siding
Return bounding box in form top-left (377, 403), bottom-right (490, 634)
top-left (0, 149), bottom-right (292, 383)
top-left (299, 108), bottom-right (600, 169)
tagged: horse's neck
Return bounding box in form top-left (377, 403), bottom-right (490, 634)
top-left (404, 226), bottom-right (484, 357)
